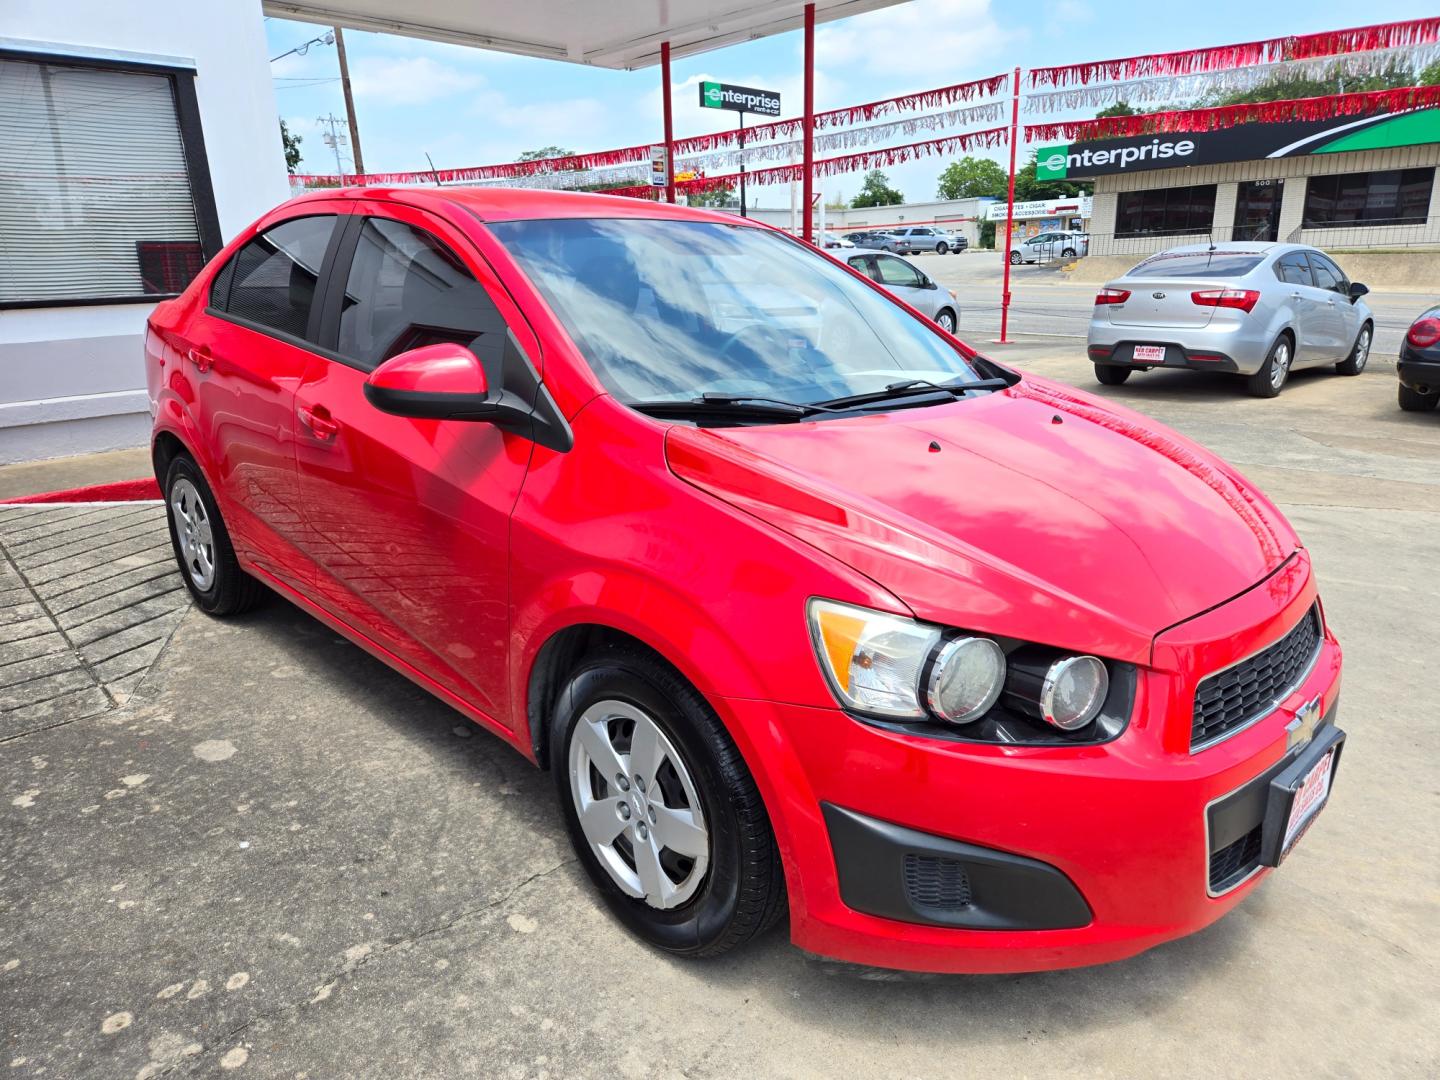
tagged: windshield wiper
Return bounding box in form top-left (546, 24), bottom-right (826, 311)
top-left (813, 376), bottom-right (1011, 411)
top-left (630, 393), bottom-right (823, 423)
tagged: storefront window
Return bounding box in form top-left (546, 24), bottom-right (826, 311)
top-left (1114, 185), bottom-right (1217, 238)
top-left (1302, 169), bottom-right (1433, 227)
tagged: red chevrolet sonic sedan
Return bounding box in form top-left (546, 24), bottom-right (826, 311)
top-left (146, 187), bottom-right (1344, 973)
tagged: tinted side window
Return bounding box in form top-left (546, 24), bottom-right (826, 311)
top-left (1275, 254), bottom-right (1313, 287)
top-left (1307, 253), bottom-right (1347, 294)
top-left (337, 218), bottom-right (508, 373)
top-left (213, 216), bottom-right (335, 340)
top-left (875, 255), bottom-right (924, 287)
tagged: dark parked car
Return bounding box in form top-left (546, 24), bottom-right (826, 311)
top-left (1399, 307), bottom-right (1440, 412)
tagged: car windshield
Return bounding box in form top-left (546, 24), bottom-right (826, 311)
top-left (489, 217), bottom-right (982, 407)
top-left (1127, 252), bottom-right (1266, 279)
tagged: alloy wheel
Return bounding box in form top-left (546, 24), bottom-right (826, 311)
top-left (1270, 340), bottom-right (1291, 391)
top-left (938, 311), bottom-right (957, 333)
top-left (568, 699), bottom-right (710, 909)
top-left (1354, 328), bottom-right (1371, 371)
top-left (169, 477), bottom-right (216, 590)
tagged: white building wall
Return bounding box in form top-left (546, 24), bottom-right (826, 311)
top-left (1, 0), bottom-right (289, 464)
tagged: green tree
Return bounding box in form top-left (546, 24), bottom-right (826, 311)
top-left (1421, 60), bottom-right (1440, 85)
top-left (1199, 65), bottom-right (1416, 107)
top-left (686, 181), bottom-right (736, 207)
top-left (850, 169), bottom-right (904, 208)
top-left (1012, 152), bottom-right (1092, 201)
top-left (517, 145), bottom-right (577, 163)
top-left (936, 156), bottom-right (1006, 200)
top-left (279, 119), bottom-right (302, 174)
top-left (1094, 101), bottom-right (1136, 119)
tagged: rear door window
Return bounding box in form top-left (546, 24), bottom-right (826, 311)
top-left (211, 215), bottom-right (336, 341)
top-left (1275, 254), bottom-right (1314, 287)
top-left (335, 217), bottom-right (508, 373)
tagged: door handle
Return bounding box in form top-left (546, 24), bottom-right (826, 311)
top-left (298, 404), bottom-right (339, 441)
top-left (187, 347), bottom-right (212, 374)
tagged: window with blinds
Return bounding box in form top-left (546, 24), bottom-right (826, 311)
top-left (0, 57), bottom-right (205, 305)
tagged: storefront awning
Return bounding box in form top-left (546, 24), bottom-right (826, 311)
top-left (261, 0), bottom-right (907, 69)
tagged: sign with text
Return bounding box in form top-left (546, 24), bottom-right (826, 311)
top-left (699, 80), bottom-right (781, 116)
top-left (649, 145), bottom-right (668, 187)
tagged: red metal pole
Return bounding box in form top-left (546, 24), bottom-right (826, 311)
top-left (802, 3), bottom-right (815, 243)
top-left (661, 41), bottom-right (675, 203)
top-left (997, 66), bottom-right (1020, 344)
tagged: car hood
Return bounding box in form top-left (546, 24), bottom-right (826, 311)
top-left (665, 375), bottom-right (1299, 664)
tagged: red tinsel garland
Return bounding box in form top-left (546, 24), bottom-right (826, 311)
top-left (600, 128), bottom-right (1010, 199)
top-left (291, 73), bottom-right (1008, 188)
top-left (1030, 17), bottom-right (1440, 87)
top-left (1024, 85), bottom-right (1440, 143)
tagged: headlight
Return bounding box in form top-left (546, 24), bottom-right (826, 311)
top-left (807, 599), bottom-right (939, 717)
top-left (808, 599), bottom-right (1124, 741)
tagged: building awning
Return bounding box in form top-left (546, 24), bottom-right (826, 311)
top-left (261, 0), bottom-right (906, 69)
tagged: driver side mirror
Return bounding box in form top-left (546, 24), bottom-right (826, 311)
top-left (363, 333), bottom-right (573, 452)
top-left (1348, 281), bottom-right (1369, 302)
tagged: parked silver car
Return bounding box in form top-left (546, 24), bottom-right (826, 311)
top-left (844, 251), bottom-right (959, 332)
top-left (1009, 231), bottom-right (1088, 264)
top-left (847, 231), bottom-right (918, 255)
top-left (1086, 242), bottom-right (1373, 398)
top-left (888, 226), bottom-right (958, 254)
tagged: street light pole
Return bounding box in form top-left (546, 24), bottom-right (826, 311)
top-left (333, 27), bottom-right (365, 178)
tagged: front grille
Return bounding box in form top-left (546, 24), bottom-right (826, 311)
top-left (902, 854), bottom-right (972, 911)
top-left (1192, 605), bottom-right (1322, 750)
top-left (1209, 825), bottom-right (1262, 893)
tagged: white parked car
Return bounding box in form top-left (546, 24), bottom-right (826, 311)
top-left (1010, 231), bottom-right (1088, 264)
top-left (843, 251), bottom-right (959, 333)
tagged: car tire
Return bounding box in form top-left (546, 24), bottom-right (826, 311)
top-left (163, 455), bottom-right (265, 616)
top-left (1335, 323), bottom-right (1372, 376)
top-left (936, 242), bottom-right (949, 254)
top-left (1398, 382), bottom-right (1440, 412)
top-left (1247, 334), bottom-right (1294, 398)
top-left (936, 308), bottom-right (958, 334)
top-left (1062, 247), bottom-right (1076, 258)
top-left (550, 644), bottom-right (786, 958)
top-left (1009, 251), bottom-right (1021, 265)
top-left (1094, 364), bottom-right (1131, 386)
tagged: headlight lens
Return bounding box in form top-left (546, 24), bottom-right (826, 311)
top-left (1040, 655), bottom-right (1109, 731)
top-left (807, 599), bottom-right (939, 717)
top-left (926, 637), bottom-right (1005, 724)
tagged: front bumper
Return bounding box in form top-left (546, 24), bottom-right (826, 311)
top-left (713, 561), bottom-right (1343, 974)
top-left (1087, 320), bottom-right (1272, 375)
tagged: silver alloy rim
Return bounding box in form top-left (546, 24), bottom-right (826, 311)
top-left (939, 312), bottom-right (956, 332)
top-left (1270, 341), bottom-right (1291, 391)
top-left (1354, 329), bottom-right (1370, 371)
top-left (170, 477), bottom-right (216, 590)
top-left (568, 699), bottom-right (710, 909)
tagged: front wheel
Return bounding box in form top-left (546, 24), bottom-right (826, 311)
top-left (551, 646), bottom-right (786, 958)
top-left (1009, 251), bottom-right (1022, 265)
top-left (163, 456), bottom-right (265, 615)
top-left (1399, 382), bottom-right (1440, 411)
top-left (1336, 324), bottom-right (1372, 375)
top-left (936, 242), bottom-right (949, 254)
top-left (1094, 364), bottom-right (1131, 386)
top-left (936, 308), bottom-right (958, 334)
top-left (1247, 335), bottom-right (1293, 398)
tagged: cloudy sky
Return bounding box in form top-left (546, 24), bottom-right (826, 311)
top-left (268, 0), bottom-right (1432, 207)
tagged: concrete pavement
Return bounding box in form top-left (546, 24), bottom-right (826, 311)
top-left (1, 355), bottom-right (1437, 1078)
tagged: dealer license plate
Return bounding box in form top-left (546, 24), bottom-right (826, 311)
top-left (1132, 345), bottom-right (1165, 362)
top-left (1280, 747), bottom-right (1335, 859)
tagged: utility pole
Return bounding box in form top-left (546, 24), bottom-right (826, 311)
top-left (333, 27), bottom-right (365, 177)
top-left (316, 113), bottom-right (349, 178)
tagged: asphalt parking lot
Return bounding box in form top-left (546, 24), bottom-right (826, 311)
top-left (3, 345), bottom-right (1438, 1077)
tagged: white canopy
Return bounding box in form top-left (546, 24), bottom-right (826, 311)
top-left (262, 0), bottom-right (907, 69)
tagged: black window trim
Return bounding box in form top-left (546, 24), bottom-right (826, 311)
top-left (202, 211), bottom-right (350, 359)
top-left (1304, 250), bottom-right (1349, 295)
top-left (0, 45), bottom-right (223, 311)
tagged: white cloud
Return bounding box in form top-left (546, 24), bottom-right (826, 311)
top-left (815, 0), bottom-right (1020, 81)
top-left (351, 56), bottom-right (484, 106)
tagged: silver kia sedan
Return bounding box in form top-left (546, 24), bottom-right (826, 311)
top-left (1086, 242), bottom-right (1373, 397)
top-left (844, 250), bottom-right (959, 333)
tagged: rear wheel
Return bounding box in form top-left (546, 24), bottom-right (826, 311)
top-left (1247, 334), bottom-right (1293, 398)
top-left (164, 456), bottom-right (264, 615)
top-left (936, 242), bottom-right (949, 254)
top-left (551, 646), bottom-right (786, 958)
top-left (1399, 382), bottom-right (1440, 412)
top-left (1009, 251), bottom-right (1021, 265)
top-left (1062, 247), bottom-right (1077, 258)
top-left (936, 308), bottom-right (957, 334)
top-left (1336, 323), bottom-right (1372, 375)
top-left (1094, 364), bottom-right (1131, 386)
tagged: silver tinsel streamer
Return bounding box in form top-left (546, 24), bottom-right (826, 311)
top-left (1022, 44), bottom-right (1440, 113)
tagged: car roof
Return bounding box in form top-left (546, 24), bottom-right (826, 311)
top-left (285, 184), bottom-right (753, 225)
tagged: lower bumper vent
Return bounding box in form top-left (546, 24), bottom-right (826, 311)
top-left (903, 853), bottom-right (972, 911)
top-left (1208, 825), bottom-right (1262, 893)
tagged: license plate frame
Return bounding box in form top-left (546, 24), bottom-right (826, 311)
top-left (1131, 344), bottom-right (1166, 363)
top-left (1260, 724), bottom-right (1345, 866)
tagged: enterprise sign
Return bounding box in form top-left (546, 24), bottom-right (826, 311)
top-left (1036, 107), bottom-right (1440, 179)
top-left (699, 80), bottom-right (782, 116)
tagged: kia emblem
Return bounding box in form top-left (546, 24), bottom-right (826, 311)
top-left (1152, 291), bottom-right (1167, 299)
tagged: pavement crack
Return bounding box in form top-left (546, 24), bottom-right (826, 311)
top-left (166, 856), bottom-right (577, 1074)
